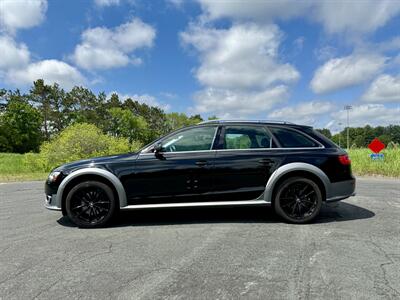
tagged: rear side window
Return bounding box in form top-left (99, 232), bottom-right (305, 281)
top-left (223, 126), bottom-right (275, 149)
top-left (302, 128), bottom-right (338, 148)
top-left (269, 127), bottom-right (320, 148)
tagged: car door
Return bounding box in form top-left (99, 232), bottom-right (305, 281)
top-left (211, 125), bottom-right (283, 201)
top-left (124, 125), bottom-right (219, 204)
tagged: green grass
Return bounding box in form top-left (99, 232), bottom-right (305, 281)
top-left (348, 148), bottom-right (400, 178)
top-left (0, 153), bottom-right (47, 182)
top-left (1, 148), bottom-right (399, 182)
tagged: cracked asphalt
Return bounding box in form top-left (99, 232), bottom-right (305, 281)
top-left (0, 177), bottom-right (399, 299)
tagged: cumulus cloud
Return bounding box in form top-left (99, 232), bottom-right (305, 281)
top-left (181, 23), bottom-right (299, 117)
top-left (192, 86), bottom-right (290, 118)
top-left (362, 74), bottom-right (400, 103)
top-left (331, 104), bottom-right (400, 127)
top-left (310, 54), bottom-right (387, 94)
top-left (107, 92), bottom-right (170, 111)
top-left (6, 59), bottom-right (86, 90)
top-left (0, 1), bottom-right (85, 90)
top-left (71, 18), bottom-right (156, 70)
top-left (0, 0), bottom-right (47, 33)
top-left (0, 35), bottom-right (30, 70)
top-left (94, 0), bottom-right (120, 7)
top-left (268, 101), bottom-right (335, 125)
top-left (197, 0), bottom-right (400, 35)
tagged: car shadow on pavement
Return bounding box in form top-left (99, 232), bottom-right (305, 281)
top-left (57, 201), bottom-right (375, 228)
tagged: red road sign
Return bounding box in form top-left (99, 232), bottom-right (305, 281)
top-left (368, 138), bottom-right (385, 153)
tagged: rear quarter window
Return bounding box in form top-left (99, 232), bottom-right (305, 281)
top-left (269, 127), bottom-right (320, 148)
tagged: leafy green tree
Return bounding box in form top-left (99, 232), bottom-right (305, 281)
top-left (106, 107), bottom-right (148, 143)
top-left (30, 79), bottom-right (52, 140)
top-left (1, 99), bottom-right (42, 153)
top-left (123, 98), bottom-right (169, 141)
top-left (166, 112), bottom-right (203, 131)
top-left (39, 123), bottom-right (137, 170)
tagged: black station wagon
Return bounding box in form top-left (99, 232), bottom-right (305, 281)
top-left (45, 120), bottom-right (356, 227)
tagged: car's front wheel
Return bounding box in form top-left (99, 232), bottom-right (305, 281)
top-left (65, 181), bottom-right (116, 228)
top-left (274, 177), bottom-right (322, 223)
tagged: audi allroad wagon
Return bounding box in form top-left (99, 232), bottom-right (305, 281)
top-left (45, 120), bottom-right (356, 227)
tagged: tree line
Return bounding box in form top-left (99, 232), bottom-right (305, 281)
top-left (0, 80), bottom-right (205, 153)
top-left (0, 79), bottom-right (399, 153)
top-left (317, 126), bottom-right (400, 148)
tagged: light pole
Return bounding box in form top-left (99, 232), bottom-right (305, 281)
top-left (338, 122), bottom-right (343, 147)
top-left (344, 105), bottom-right (352, 150)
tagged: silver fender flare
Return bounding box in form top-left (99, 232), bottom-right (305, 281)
top-left (264, 162), bottom-right (330, 203)
top-left (55, 168), bottom-right (127, 209)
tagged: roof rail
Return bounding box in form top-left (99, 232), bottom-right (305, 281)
top-left (199, 119), bottom-right (296, 125)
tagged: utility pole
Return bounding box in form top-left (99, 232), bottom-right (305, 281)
top-left (344, 105), bottom-right (352, 150)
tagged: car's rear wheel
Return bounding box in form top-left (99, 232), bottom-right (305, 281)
top-left (274, 177), bottom-right (322, 223)
top-left (65, 181), bottom-right (116, 228)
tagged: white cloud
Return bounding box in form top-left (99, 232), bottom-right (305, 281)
top-left (362, 74), bottom-right (400, 103)
top-left (192, 85), bottom-right (289, 118)
top-left (167, 0), bottom-right (184, 8)
top-left (181, 23), bottom-right (299, 117)
top-left (198, 0), bottom-right (310, 23)
top-left (71, 18), bottom-right (156, 70)
top-left (197, 0), bottom-right (400, 35)
top-left (310, 54), bottom-right (387, 94)
top-left (94, 0), bottom-right (120, 6)
top-left (268, 101), bottom-right (335, 125)
top-left (107, 92), bottom-right (171, 111)
top-left (331, 104), bottom-right (400, 127)
top-left (0, 35), bottom-right (30, 70)
top-left (0, 0), bottom-right (47, 33)
top-left (313, 1), bottom-right (400, 35)
top-left (6, 59), bottom-right (86, 90)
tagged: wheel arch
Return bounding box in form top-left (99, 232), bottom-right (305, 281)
top-left (264, 163), bottom-right (330, 203)
top-left (56, 168), bottom-right (127, 215)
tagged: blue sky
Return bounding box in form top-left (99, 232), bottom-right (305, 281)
top-left (0, 0), bottom-right (399, 131)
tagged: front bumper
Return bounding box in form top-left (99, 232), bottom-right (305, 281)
top-left (326, 177), bottom-right (356, 202)
top-left (44, 194), bottom-right (61, 211)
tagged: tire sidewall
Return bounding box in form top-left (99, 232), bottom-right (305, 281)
top-left (274, 177), bottom-right (322, 224)
top-left (65, 181), bottom-right (116, 228)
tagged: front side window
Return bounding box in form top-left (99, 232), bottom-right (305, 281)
top-left (223, 126), bottom-right (274, 150)
top-left (161, 126), bottom-right (217, 152)
top-left (269, 127), bottom-right (320, 148)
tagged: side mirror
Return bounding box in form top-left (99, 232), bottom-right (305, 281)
top-left (153, 142), bottom-right (163, 153)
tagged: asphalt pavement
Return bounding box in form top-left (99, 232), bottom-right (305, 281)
top-left (0, 177), bottom-right (399, 299)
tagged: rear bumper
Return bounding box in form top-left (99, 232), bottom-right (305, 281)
top-left (326, 177), bottom-right (356, 202)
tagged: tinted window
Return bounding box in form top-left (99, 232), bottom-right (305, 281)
top-left (302, 127), bottom-right (338, 148)
top-left (161, 126), bottom-right (217, 152)
top-left (269, 127), bottom-right (319, 148)
top-left (223, 126), bottom-right (274, 149)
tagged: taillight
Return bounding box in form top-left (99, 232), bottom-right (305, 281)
top-left (338, 154), bottom-right (351, 165)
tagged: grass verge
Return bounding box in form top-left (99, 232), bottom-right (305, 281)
top-left (0, 149), bottom-right (399, 182)
top-left (0, 153), bottom-right (47, 182)
top-left (348, 148), bottom-right (400, 178)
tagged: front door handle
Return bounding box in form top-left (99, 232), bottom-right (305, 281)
top-left (258, 159), bottom-right (274, 166)
top-left (195, 160), bottom-right (208, 167)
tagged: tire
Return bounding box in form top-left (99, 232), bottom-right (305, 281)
top-left (274, 177), bottom-right (322, 224)
top-left (65, 181), bottom-right (116, 228)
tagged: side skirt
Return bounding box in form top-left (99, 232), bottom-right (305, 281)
top-left (120, 200), bottom-right (270, 210)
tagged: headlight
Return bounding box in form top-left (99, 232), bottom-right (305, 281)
top-left (48, 171), bottom-right (61, 183)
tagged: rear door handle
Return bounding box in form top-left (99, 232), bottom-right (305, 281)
top-left (195, 161), bottom-right (208, 167)
top-left (258, 159), bottom-right (274, 166)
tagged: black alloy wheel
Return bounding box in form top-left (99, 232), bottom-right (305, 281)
top-left (65, 181), bottom-right (116, 228)
top-left (274, 177), bottom-right (322, 223)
